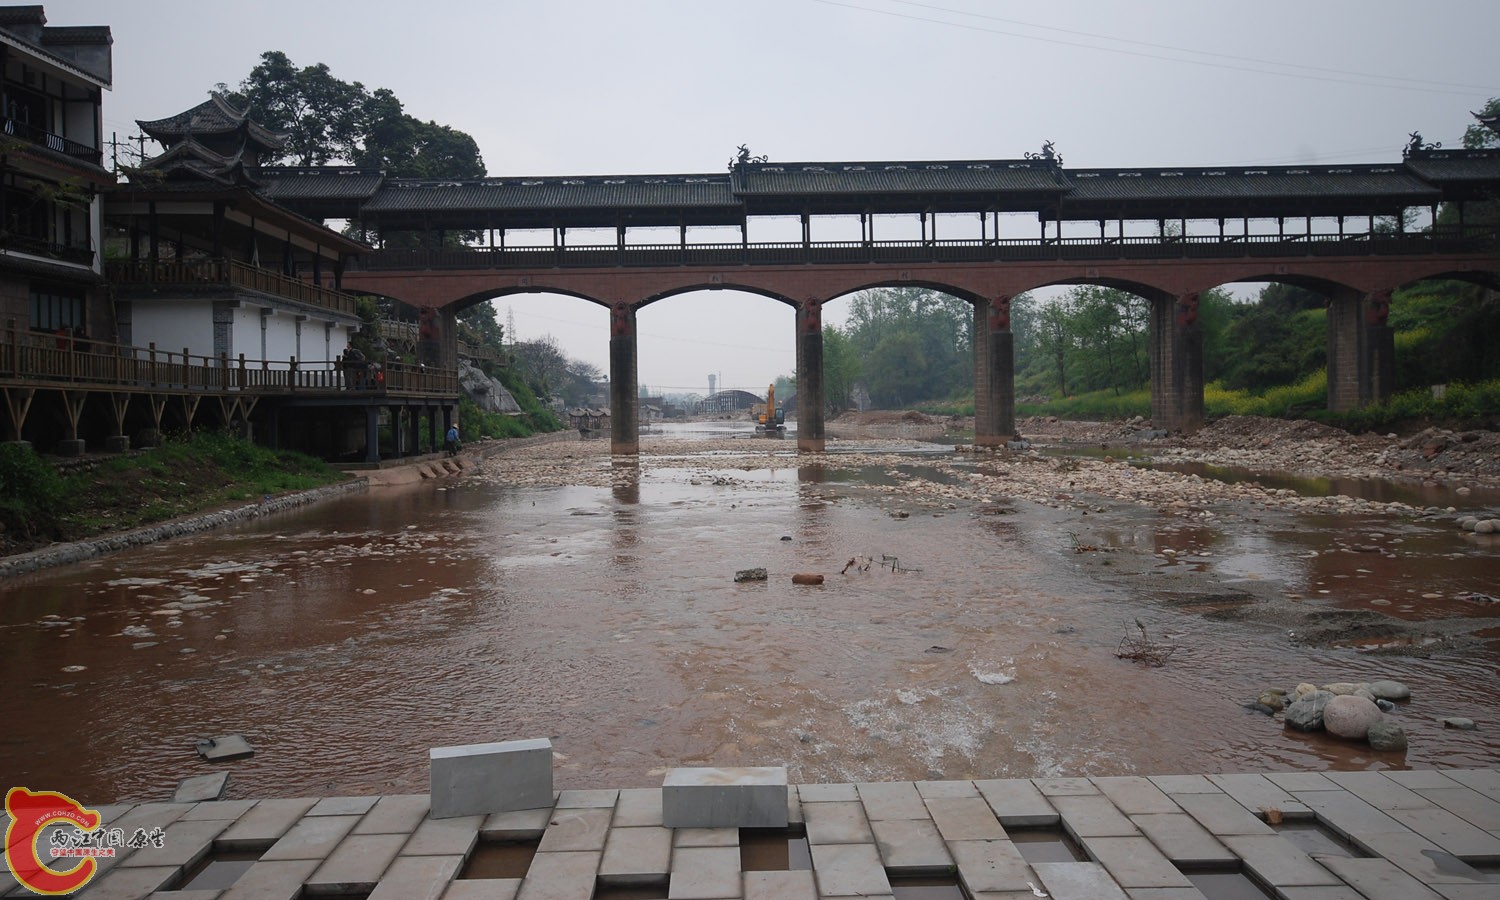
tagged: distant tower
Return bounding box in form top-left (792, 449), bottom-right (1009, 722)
top-left (506, 306), bottom-right (516, 347)
top-left (708, 373), bottom-right (717, 396)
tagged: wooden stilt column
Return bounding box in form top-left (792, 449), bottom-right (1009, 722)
top-left (609, 302), bottom-right (639, 455)
top-left (975, 294), bottom-right (1015, 447)
top-left (1327, 288), bottom-right (1394, 412)
top-left (364, 406), bottom-right (381, 463)
top-left (1149, 292), bottom-right (1205, 432)
top-left (796, 298), bottom-right (825, 452)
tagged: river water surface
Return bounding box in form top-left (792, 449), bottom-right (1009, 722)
top-left (2, 425), bottom-right (1497, 804)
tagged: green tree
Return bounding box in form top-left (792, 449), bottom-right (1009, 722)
top-left (841, 287), bottom-right (972, 407)
top-left (821, 326), bottom-right (858, 413)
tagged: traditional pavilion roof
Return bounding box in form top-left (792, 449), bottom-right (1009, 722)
top-left (1401, 150), bottom-right (1500, 203)
top-left (1055, 164), bottom-right (1440, 219)
top-left (254, 167), bottom-right (388, 219)
top-left (732, 159), bottom-right (1068, 206)
top-left (137, 93), bottom-right (286, 156)
top-left (142, 136), bottom-right (259, 188)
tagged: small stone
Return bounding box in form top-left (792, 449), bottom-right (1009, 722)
top-left (1367, 680), bottom-right (1411, 701)
top-left (1440, 717), bottom-right (1477, 730)
top-left (1284, 690), bottom-right (1334, 732)
top-left (1476, 520), bottom-right (1498, 534)
top-left (734, 568), bottom-right (768, 583)
top-left (1322, 682), bottom-right (1364, 696)
top-left (1256, 690), bottom-right (1287, 711)
top-left (1367, 720), bottom-right (1408, 752)
top-left (61, 665), bottom-right (86, 673)
top-left (1323, 695), bottom-right (1383, 740)
top-left (1293, 682), bottom-right (1319, 699)
top-left (792, 573), bottom-right (824, 585)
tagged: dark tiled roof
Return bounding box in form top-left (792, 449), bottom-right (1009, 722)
top-left (144, 136), bottom-right (256, 187)
top-left (40, 25), bottom-right (110, 43)
top-left (256, 167), bottom-right (387, 202)
top-left (138, 94), bottom-right (285, 152)
top-left (733, 160), bottom-right (1067, 196)
top-left (361, 175), bottom-right (738, 213)
top-left (1402, 151), bottom-right (1500, 184)
top-left (0, 7), bottom-right (45, 27)
top-left (1061, 165), bottom-right (1438, 204)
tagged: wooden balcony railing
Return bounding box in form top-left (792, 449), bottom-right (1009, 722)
top-left (107, 258), bottom-right (360, 317)
top-left (1, 117), bottom-right (103, 166)
top-left (0, 230), bottom-right (94, 266)
top-left (0, 325), bottom-right (458, 397)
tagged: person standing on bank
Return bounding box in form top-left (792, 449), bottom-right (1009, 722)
top-left (445, 424), bottom-right (460, 456)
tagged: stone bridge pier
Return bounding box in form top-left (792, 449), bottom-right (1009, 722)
top-left (1151, 291), bottom-right (1206, 432)
top-left (1328, 288), bottom-right (1396, 411)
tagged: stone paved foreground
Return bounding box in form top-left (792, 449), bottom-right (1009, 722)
top-left (10, 768), bottom-right (1498, 899)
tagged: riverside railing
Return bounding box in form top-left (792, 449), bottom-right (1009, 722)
top-left (106, 258), bottom-right (360, 317)
top-left (0, 325), bottom-right (458, 397)
top-left (353, 226), bottom-right (1496, 271)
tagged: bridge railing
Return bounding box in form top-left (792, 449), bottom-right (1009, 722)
top-left (0, 324), bottom-right (458, 397)
top-left (353, 226), bottom-right (1495, 271)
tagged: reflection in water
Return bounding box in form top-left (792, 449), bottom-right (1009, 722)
top-left (0, 439), bottom-right (1497, 806)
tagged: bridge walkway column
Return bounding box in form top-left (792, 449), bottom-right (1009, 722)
top-left (796, 300), bottom-right (825, 452)
top-left (974, 294), bottom-right (1016, 447)
top-left (610, 303), bottom-right (639, 455)
top-left (1149, 292), bottom-right (1205, 432)
top-left (1327, 289), bottom-right (1395, 412)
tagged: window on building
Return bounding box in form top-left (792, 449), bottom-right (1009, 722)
top-left (29, 284), bottom-right (85, 332)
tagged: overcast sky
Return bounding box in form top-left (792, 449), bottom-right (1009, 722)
top-left (56, 0), bottom-right (1500, 395)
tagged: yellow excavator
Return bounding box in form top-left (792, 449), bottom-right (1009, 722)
top-left (756, 383), bottom-right (786, 432)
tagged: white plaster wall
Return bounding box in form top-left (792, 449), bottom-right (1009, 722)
top-left (129, 301), bottom-right (213, 358)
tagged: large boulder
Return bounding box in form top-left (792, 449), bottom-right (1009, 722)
top-left (1284, 690), bottom-right (1334, 732)
top-left (1323, 695), bottom-right (1383, 740)
top-left (1367, 680), bottom-right (1411, 701)
top-left (459, 360), bottom-right (522, 414)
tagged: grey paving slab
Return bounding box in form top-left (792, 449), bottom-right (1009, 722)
top-left (177, 799), bottom-right (257, 822)
top-left (1349, 831), bottom-right (1494, 885)
top-left (1416, 786), bottom-right (1500, 831)
top-left (402, 814), bottom-right (483, 857)
top-left (1440, 769), bottom-right (1500, 802)
top-left (353, 794), bottom-right (431, 834)
top-left (118, 819), bottom-right (230, 869)
top-left (870, 818), bottom-right (953, 874)
top-left (1294, 789), bottom-right (1409, 839)
top-left (1130, 813), bottom-right (1236, 866)
top-left (215, 798), bottom-right (319, 850)
top-left (1431, 885), bottom-right (1500, 900)
top-left (1032, 861), bottom-right (1132, 900)
top-left (1274, 889), bottom-right (1368, 900)
top-left (1206, 773), bottom-right (1309, 819)
top-left (367, 854), bottom-right (462, 900)
top-left (1122, 890), bottom-right (1209, 900)
top-left (304, 832), bottom-right (407, 894)
top-left (70, 866), bottom-right (177, 899)
top-left (146, 890), bottom-right (223, 899)
top-left (809, 842), bottom-right (892, 897)
top-left (1219, 834), bottom-right (1343, 887)
top-left (1385, 806), bottom-right (1500, 858)
top-left (802, 800), bottom-right (873, 845)
top-left (674, 827), bottom-right (739, 848)
top-left (796, 783), bottom-right (857, 803)
top-left (668, 845), bottom-right (741, 899)
top-left (441, 878), bottom-right (522, 900)
top-left (217, 858), bottom-right (321, 900)
top-left (1149, 774), bottom-right (1220, 795)
top-left (855, 781), bottom-right (927, 820)
top-left (1265, 772), bottom-right (1339, 793)
top-left (1315, 856), bottom-right (1447, 900)
top-left (1094, 777), bottom-right (1181, 815)
top-left (614, 788), bottom-right (664, 827)
top-left (1052, 794), bottom-right (1141, 838)
top-left (1170, 793), bottom-right (1275, 836)
top-left (1034, 778), bottom-right (1099, 797)
top-left (535, 807), bottom-right (612, 853)
top-left (915, 780), bottom-right (979, 799)
top-left (514, 850), bottom-right (601, 900)
top-left (787, 790), bottom-right (804, 826)
top-left (926, 796), bottom-right (1007, 841)
top-left (947, 839), bottom-right (1037, 894)
top-left (258, 814), bottom-right (360, 861)
top-left (599, 825), bottom-right (672, 885)
top-left (1323, 771), bottom-right (1435, 811)
top-left (555, 789), bottom-right (618, 809)
top-left (975, 778), bottom-right (1059, 827)
top-left (480, 806), bottom-right (553, 841)
top-left (743, 869), bottom-right (818, 900)
top-left (1383, 770), bottom-right (1464, 791)
top-left (306, 795), bottom-right (379, 817)
top-left (173, 773), bottom-right (229, 804)
top-left (1079, 836), bottom-right (1194, 889)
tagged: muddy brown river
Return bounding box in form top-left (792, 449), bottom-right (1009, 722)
top-left (2, 425), bottom-right (1497, 805)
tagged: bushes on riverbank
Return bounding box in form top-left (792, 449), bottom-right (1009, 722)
top-left (0, 433), bottom-right (346, 553)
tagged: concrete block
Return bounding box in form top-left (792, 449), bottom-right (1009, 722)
top-left (173, 773), bottom-right (229, 803)
top-left (196, 734), bottom-right (254, 762)
top-left (663, 766), bottom-right (788, 829)
top-left (104, 435), bottom-right (130, 452)
top-left (430, 738), bottom-right (553, 819)
top-left (54, 438), bottom-right (86, 457)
